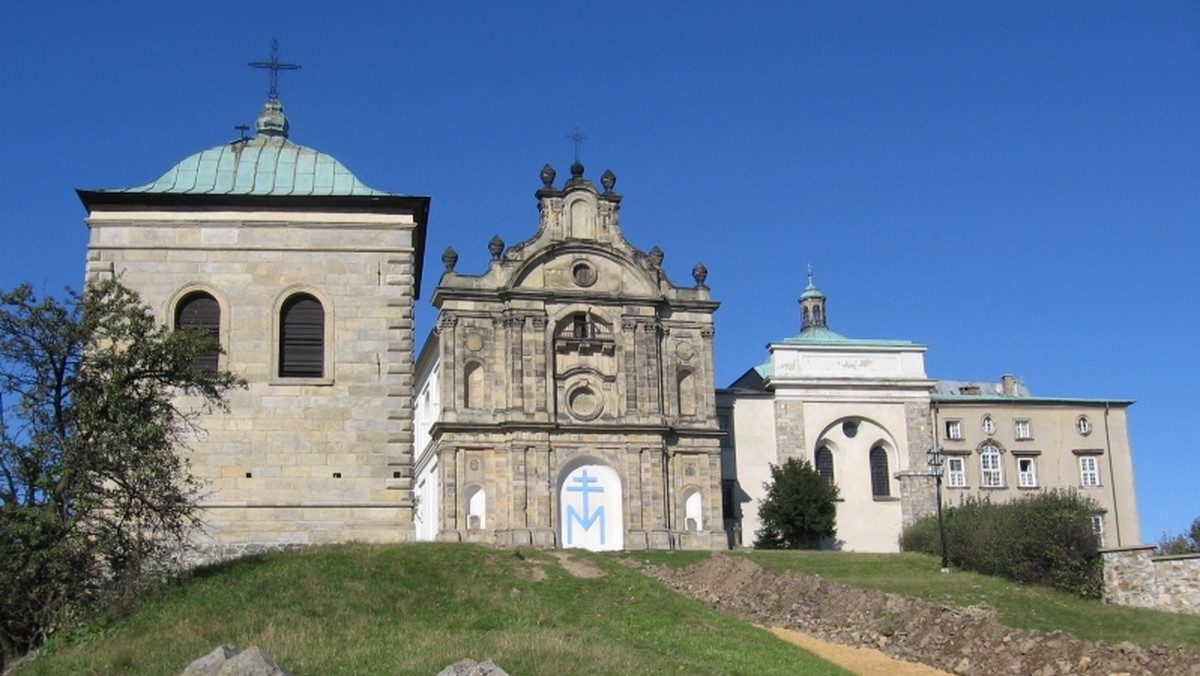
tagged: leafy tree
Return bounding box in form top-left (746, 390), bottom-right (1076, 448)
top-left (754, 457), bottom-right (839, 549)
top-left (1158, 516), bottom-right (1200, 555)
top-left (0, 279), bottom-right (239, 666)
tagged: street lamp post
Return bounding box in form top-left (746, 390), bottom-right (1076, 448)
top-left (926, 445), bottom-right (950, 573)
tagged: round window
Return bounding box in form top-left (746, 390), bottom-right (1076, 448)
top-left (842, 420), bottom-right (858, 438)
top-left (572, 261), bottom-right (597, 287)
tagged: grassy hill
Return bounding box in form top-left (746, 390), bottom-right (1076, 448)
top-left (13, 544), bottom-right (1199, 675)
top-left (10, 544), bottom-right (851, 676)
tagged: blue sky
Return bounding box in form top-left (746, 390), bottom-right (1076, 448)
top-left (2, 2), bottom-right (1197, 543)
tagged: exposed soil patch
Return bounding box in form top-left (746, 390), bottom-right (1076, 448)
top-left (551, 551), bottom-right (606, 579)
top-left (770, 627), bottom-right (953, 676)
top-left (637, 553), bottom-right (1200, 676)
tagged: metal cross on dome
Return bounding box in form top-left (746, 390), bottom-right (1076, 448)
top-left (249, 39), bottom-right (300, 100)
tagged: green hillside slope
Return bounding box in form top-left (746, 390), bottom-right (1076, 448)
top-left (11, 544), bottom-right (849, 676)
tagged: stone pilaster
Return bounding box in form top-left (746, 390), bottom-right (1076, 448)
top-left (774, 399), bottom-right (807, 460)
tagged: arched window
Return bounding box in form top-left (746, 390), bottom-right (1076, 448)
top-left (279, 294), bottom-right (324, 378)
top-left (554, 312), bottom-right (614, 354)
top-left (980, 443), bottom-right (1004, 488)
top-left (684, 489), bottom-right (703, 531)
top-left (815, 446), bottom-right (835, 486)
top-left (869, 445), bottom-right (890, 497)
top-left (175, 291), bottom-right (220, 371)
top-left (463, 362), bottom-right (484, 409)
top-left (466, 485), bottom-right (486, 530)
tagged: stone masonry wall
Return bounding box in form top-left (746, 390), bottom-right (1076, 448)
top-left (1102, 545), bottom-right (1200, 616)
top-left (86, 212), bottom-right (419, 551)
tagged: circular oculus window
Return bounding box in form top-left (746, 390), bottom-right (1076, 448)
top-left (1076, 415), bottom-right (1093, 436)
top-left (572, 261), bottom-right (598, 287)
top-left (982, 415), bottom-right (996, 436)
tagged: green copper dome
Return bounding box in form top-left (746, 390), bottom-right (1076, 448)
top-left (799, 265), bottom-right (825, 301)
top-left (96, 99), bottom-right (391, 198)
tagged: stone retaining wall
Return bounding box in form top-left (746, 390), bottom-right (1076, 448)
top-left (1102, 545), bottom-right (1200, 616)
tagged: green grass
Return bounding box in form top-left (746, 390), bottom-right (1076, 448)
top-left (12, 544), bottom-right (850, 676)
top-left (634, 549), bottom-right (1200, 654)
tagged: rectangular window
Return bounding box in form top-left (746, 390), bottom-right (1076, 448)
top-left (1090, 514), bottom-right (1105, 546)
top-left (1017, 457), bottom-right (1037, 488)
top-left (946, 457), bottom-right (967, 488)
top-left (1080, 456), bottom-right (1101, 487)
top-left (1014, 419), bottom-right (1032, 440)
top-left (981, 450), bottom-right (1003, 488)
top-left (945, 420), bottom-right (962, 440)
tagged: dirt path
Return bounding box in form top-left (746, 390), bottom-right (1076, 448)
top-left (768, 627), bottom-right (954, 676)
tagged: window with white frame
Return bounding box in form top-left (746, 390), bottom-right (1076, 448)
top-left (1014, 419), bottom-right (1032, 440)
top-left (1090, 514), bottom-right (1105, 546)
top-left (1016, 456), bottom-right (1037, 487)
top-left (982, 415), bottom-right (996, 436)
top-left (945, 420), bottom-right (962, 440)
top-left (1079, 455), bottom-right (1101, 487)
top-left (980, 443), bottom-right (1003, 487)
top-left (946, 456), bottom-right (967, 488)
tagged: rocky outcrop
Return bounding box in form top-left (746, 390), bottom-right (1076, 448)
top-left (641, 553), bottom-right (1200, 676)
top-left (180, 645), bottom-right (291, 676)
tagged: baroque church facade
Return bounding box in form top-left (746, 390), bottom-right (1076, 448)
top-left (77, 91), bottom-right (1140, 557)
top-left (411, 161), bottom-right (726, 551)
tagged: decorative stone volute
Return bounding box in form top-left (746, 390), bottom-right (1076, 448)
top-left (649, 246), bottom-right (664, 268)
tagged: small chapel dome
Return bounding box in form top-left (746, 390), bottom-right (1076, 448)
top-left (800, 273), bottom-right (826, 301)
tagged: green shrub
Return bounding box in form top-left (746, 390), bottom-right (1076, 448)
top-left (755, 458), bottom-right (839, 549)
top-left (1157, 516), bottom-right (1200, 555)
top-left (900, 490), bottom-right (1103, 598)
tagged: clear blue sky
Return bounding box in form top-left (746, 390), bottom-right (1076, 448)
top-left (2, 2), bottom-right (1197, 544)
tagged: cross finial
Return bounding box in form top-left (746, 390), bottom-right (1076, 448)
top-left (566, 126), bottom-right (588, 163)
top-left (249, 39), bottom-right (300, 100)
top-left (234, 124), bottom-right (250, 140)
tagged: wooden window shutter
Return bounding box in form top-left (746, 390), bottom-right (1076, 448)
top-left (175, 292), bottom-right (220, 372)
top-left (280, 294), bottom-right (324, 378)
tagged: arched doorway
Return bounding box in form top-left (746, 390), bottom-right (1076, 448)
top-left (558, 462), bottom-right (623, 550)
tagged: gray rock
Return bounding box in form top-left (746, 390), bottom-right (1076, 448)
top-left (436, 659), bottom-right (511, 676)
top-left (181, 645), bottom-right (239, 676)
top-left (181, 645), bottom-right (292, 676)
